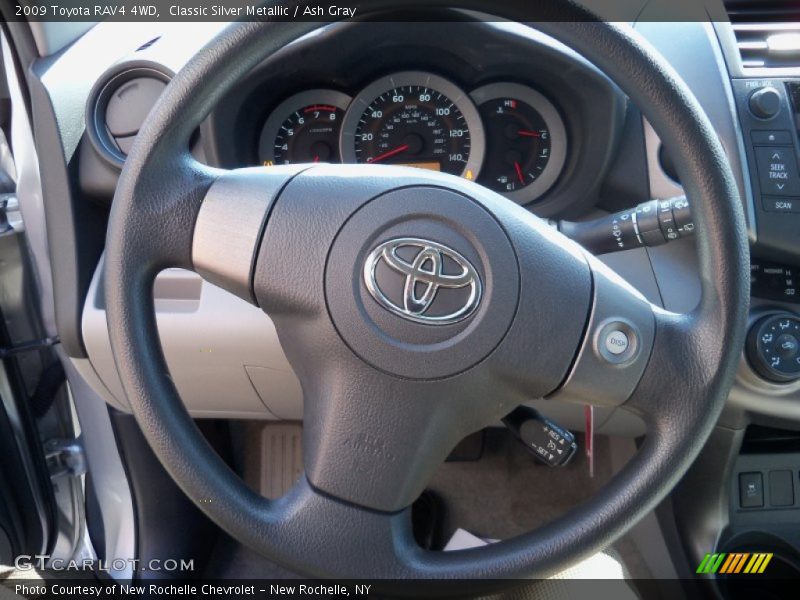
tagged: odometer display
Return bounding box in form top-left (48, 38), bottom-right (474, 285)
top-left (341, 73), bottom-right (484, 178)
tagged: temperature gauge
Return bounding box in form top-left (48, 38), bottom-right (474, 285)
top-left (470, 83), bottom-right (567, 204)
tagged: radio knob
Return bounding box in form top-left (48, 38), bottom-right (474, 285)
top-left (749, 87), bottom-right (781, 120)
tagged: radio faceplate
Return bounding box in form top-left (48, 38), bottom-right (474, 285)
top-left (733, 78), bottom-right (800, 262)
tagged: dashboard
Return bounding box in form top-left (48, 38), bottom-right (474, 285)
top-left (68, 18), bottom-right (729, 428)
top-left (201, 20), bottom-right (626, 218)
top-left (255, 73), bottom-right (567, 205)
top-left (31, 16), bottom-right (800, 434)
top-left (14, 13), bottom-right (800, 586)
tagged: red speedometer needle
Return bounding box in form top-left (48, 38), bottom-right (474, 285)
top-left (517, 130), bottom-right (541, 138)
top-left (514, 161), bottom-right (525, 185)
top-left (367, 144), bottom-right (410, 164)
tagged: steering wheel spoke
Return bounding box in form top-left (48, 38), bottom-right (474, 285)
top-left (296, 354), bottom-right (519, 512)
top-left (191, 165), bottom-right (309, 303)
top-left (269, 477), bottom-right (418, 578)
top-left (106, 152), bottom-right (218, 275)
top-left (547, 254), bottom-right (657, 409)
top-left (623, 304), bottom-right (730, 436)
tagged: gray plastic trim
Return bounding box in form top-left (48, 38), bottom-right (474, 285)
top-left (1, 34), bottom-right (56, 337)
top-left (643, 119), bottom-right (683, 200)
top-left (61, 352), bottom-right (135, 580)
top-left (82, 257), bottom-right (303, 419)
top-left (637, 21), bottom-right (757, 244)
top-left (27, 22), bottom-right (96, 57)
top-left (193, 166), bottom-right (307, 303)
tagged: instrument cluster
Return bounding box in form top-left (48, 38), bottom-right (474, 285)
top-left (257, 71), bottom-right (568, 205)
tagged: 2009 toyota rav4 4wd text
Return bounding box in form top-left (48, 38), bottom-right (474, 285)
top-left (0, 1), bottom-right (799, 599)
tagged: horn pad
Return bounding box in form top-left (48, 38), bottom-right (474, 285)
top-left (325, 186), bottom-right (519, 379)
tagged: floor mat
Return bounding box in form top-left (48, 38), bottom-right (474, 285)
top-left (428, 428), bottom-right (612, 540)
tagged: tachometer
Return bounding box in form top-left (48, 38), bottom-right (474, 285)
top-left (258, 90), bottom-right (351, 165)
top-left (340, 72), bottom-right (484, 178)
top-left (470, 83), bottom-right (567, 204)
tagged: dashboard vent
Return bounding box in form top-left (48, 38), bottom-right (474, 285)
top-left (726, 1), bottom-right (800, 69)
top-left (726, 0), bottom-right (800, 23)
top-left (85, 66), bottom-right (170, 167)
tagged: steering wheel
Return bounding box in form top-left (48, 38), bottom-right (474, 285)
top-left (104, 0), bottom-right (749, 584)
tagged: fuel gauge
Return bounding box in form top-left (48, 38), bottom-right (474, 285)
top-left (470, 83), bottom-right (567, 204)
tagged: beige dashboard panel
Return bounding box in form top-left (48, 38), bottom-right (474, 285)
top-left (82, 259), bottom-right (303, 419)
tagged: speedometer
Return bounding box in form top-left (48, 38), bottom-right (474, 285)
top-left (340, 72), bottom-right (485, 178)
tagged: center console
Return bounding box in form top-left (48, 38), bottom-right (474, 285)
top-left (690, 20), bottom-right (800, 598)
top-left (722, 75), bottom-right (800, 424)
top-left (730, 78), bottom-right (800, 393)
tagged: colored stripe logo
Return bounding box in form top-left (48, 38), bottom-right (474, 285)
top-left (696, 552), bottom-right (773, 574)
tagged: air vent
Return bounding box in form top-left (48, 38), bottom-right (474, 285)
top-left (85, 65), bottom-right (170, 167)
top-left (726, 0), bottom-right (800, 23)
top-left (733, 25), bottom-right (800, 69)
top-left (726, 1), bottom-right (800, 69)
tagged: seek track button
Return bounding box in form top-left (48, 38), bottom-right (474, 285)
top-left (755, 147), bottom-right (800, 196)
